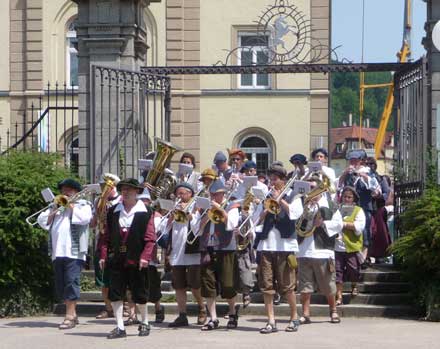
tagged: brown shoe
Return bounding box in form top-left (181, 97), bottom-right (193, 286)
top-left (59, 317), bottom-right (76, 330)
top-left (197, 306), bottom-right (207, 325)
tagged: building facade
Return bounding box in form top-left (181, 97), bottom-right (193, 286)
top-left (0, 0), bottom-right (330, 175)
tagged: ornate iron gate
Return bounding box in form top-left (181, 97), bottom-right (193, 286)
top-left (90, 66), bottom-right (171, 181)
top-left (393, 58), bottom-right (430, 237)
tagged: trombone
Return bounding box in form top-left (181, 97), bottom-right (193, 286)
top-left (26, 186), bottom-right (96, 226)
top-left (264, 175), bottom-right (296, 215)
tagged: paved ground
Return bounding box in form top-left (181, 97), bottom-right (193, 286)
top-left (0, 315), bottom-right (438, 349)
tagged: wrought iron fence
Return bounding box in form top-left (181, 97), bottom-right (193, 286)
top-left (393, 58), bottom-right (429, 237)
top-left (90, 66), bottom-right (171, 181)
top-left (1, 83), bottom-right (79, 171)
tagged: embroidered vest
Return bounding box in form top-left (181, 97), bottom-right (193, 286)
top-left (107, 205), bottom-right (152, 264)
top-left (342, 206), bottom-right (363, 253)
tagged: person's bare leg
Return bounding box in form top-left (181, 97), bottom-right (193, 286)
top-left (263, 294), bottom-right (275, 324)
top-left (285, 291), bottom-right (298, 320)
top-left (336, 283), bottom-right (343, 303)
top-left (191, 288), bottom-right (204, 309)
top-left (227, 296), bottom-right (237, 315)
top-left (102, 287), bottom-right (112, 311)
top-left (65, 300), bottom-right (76, 319)
top-left (300, 293), bottom-right (311, 317)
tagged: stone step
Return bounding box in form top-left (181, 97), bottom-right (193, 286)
top-left (80, 290), bottom-right (411, 306)
top-left (158, 280), bottom-right (410, 294)
top-left (82, 267), bottom-right (403, 284)
top-left (55, 302), bottom-right (418, 318)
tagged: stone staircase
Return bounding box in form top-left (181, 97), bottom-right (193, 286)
top-left (54, 264), bottom-right (417, 318)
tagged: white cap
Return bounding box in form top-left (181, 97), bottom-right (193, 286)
top-left (99, 173), bottom-right (121, 185)
top-left (137, 188), bottom-right (151, 200)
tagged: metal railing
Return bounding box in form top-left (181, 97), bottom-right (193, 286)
top-left (1, 83), bottom-right (79, 171)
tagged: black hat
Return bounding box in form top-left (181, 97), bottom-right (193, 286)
top-left (311, 148), bottom-right (328, 159)
top-left (116, 178), bottom-right (144, 194)
top-left (289, 153), bottom-right (307, 165)
top-left (174, 182), bottom-right (195, 196)
top-left (268, 165), bottom-right (287, 179)
top-left (241, 160), bottom-right (257, 173)
top-left (58, 178), bottom-right (82, 192)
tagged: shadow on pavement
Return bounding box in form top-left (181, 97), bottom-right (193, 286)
top-left (4, 321), bottom-right (59, 328)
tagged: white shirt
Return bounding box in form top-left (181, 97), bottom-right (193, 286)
top-left (37, 199), bottom-right (92, 261)
top-left (297, 209), bottom-right (343, 259)
top-left (257, 196), bottom-right (303, 252)
top-left (161, 211), bottom-right (201, 266)
top-left (114, 200), bottom-right (148, 228)
top-left (335, 207), bottom-right (366, 252)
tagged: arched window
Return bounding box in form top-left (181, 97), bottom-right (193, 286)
top-left (66, 18), bottom-right (78, 87)
top-left (239, 135), bottom-right (273, 173)
top-left (67, 136), bottom-right (79, 174)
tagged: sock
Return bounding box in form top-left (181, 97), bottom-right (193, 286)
top-left (137, 303), bottom-right (149, 325)
top-left (111, 301), bottom-right (125, 330)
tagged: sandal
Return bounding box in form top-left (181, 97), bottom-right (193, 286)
top-left (201, 319), bottom-right (219, 331)
top-left (124, 316), bottom-right (140, 326)
top-left (260, 322), bottom-right (278, 334)
top-left (243, 294), bottom-right (251, 309)
top-left (336, 298), bottom-right (343, 306)
top-left (351, 286), bottom-right (359, 297)
top-left (330, 310), bottom-right (341, 324)
top-left (59, 317), bottom-right (76, 330)
top-left (285, 319), bottom-right (300, 332)
top-left (299, 315), bottom-right (311, 325)
top-left (226, 314), bottom-right (238, 329)
top-left (96, 309), bottom-right (114, 319)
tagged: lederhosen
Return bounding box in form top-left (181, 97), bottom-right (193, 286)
top-left (106, 205), bottom-right (152, 304)
top-left (199, 218), bottom-right (238, 299)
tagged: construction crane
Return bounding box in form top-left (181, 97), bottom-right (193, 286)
top-left (359, 0), bottom-right (412, 159)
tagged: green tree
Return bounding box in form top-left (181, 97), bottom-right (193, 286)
top-left (331, 68), bottom-right (393, 129)
top-left (0, 151), bottom-right (78, 317)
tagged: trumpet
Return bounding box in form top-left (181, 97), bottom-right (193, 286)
top-left (26, 187), bottom-right (95, 226)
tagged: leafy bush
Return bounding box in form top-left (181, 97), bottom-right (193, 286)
top-left (0, 151), bottom-right (77, 317)
top-left (391, 186), bottom-right (440, 321)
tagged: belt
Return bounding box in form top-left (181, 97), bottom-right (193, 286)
top-left (119, 245), bottom-right (127, 253)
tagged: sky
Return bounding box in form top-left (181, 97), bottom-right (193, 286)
top-left (332, 0), bottom-right (427, 63)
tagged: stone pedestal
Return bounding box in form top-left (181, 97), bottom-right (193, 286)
top-left (73, 0), bottom-right (156, 181)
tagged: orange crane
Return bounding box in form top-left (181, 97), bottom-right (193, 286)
top-left (359, 0), bottom-right (412, 159)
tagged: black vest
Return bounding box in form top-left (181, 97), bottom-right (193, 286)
top-left (107, 205), bottom-right (152, 264)
top-left (260, 210), bottom-right (296, 240)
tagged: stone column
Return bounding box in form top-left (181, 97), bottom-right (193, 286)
top-left (73, 0), bottom-right (158, 181)
top-left (424, 0), bottom-right (440, 182)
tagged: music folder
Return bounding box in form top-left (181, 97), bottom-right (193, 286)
top-left (157, 198), bottom-right (175, 212)
top-left (308, 161), bottom-right (322, 173)
top-left (195, 196), bottom-right (211, 210)
top-left (41, 188), bottom-right (55, 203)
top-left (178, 163), bottom-right (194, 176)
top-left (138, 159), bottom-right (153, 171)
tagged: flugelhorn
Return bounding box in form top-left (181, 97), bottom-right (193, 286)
top-left (264, 175), bottom-right (296, 215)
top-left (295, 177), bottom-right (330, 238)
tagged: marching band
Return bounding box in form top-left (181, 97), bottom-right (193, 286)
top-left (33, 138), bottom-right (387, 338)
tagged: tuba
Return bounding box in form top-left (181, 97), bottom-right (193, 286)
top-left (145, 138), bottom-right (182, 200)
top-left (295, 176), bottom-right (330, 238)
top-left (96, 174), bottom-right (119, 234)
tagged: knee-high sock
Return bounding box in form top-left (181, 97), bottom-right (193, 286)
top-left (137, 303), bottom-right (149, 325)
top-left (111, 301), bottom-right (124, 330)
